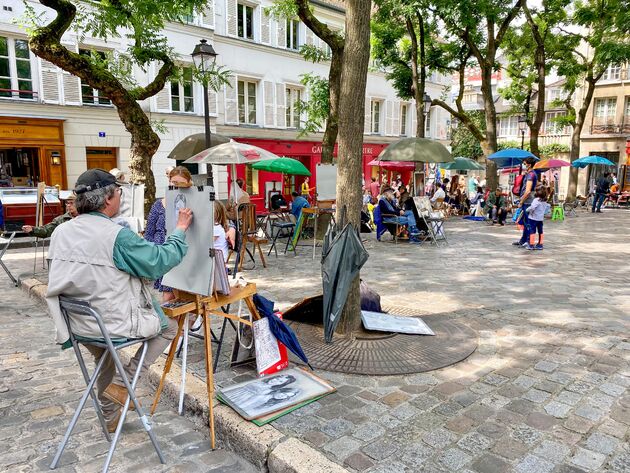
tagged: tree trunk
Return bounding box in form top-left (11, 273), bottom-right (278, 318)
top-left (406, 16), bottom-right (425, 137)
top-left (480, 63), bottom-right (499, 190)
top-left (567, 77), bottom-right (597, 199)
top-left (335, 0), bottom-right (372, 337)
top-left (321, 51), bottom-right (343, 164)
top-left (524, 5), bottom-right (546, 158)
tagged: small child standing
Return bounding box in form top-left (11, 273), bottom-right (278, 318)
top-left (525, 186), bottom-right (551, 250)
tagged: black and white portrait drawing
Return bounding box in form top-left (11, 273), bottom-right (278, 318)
top-left (217, 368), bottom-right (334, 420)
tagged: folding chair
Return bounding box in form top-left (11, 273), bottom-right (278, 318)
top-left (239, 204), bottom-right (267, 270)
top-left (373, 206), bottom-right (402, 243)
top-left (51, 296), bottom-right (165, 472)
top-left (268, 219), bottom-right (297, 257)
top-left (0, 231), bottom-right (17, 286)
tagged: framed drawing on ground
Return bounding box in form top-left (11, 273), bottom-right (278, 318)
top-left (216, 368), bottom-right (335, 420)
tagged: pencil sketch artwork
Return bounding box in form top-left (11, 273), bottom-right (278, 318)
top-left (361, 310), bottom-right (435, 335)
top-left (162, 186), bottom-right (215, 296)
top-left (113, 184), bottom-right (145, 232)
top-left (217, 369), bottom-right (333, 420)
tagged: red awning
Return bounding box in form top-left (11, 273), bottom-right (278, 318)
top-left (367, 159), bottom-right (415, 170)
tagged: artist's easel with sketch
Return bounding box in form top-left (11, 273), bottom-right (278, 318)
top-left (150, 283), bottom-right (261, 449)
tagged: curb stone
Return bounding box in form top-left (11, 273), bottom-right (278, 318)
top-left (20, 277), bottom-right (349, 473)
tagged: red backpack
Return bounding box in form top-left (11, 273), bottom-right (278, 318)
top-left (512, 174), bottom-right (525, 197)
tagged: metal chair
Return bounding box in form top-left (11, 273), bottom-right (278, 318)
top-left (51, 296), bottom-right (165, 473)
top-left (268, 219), bottom-right (297, 257)
top-left (0, 231), bottom-right (17, 286)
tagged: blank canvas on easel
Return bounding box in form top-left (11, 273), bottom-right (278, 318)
top-left (162, 186), bottom-right (216, 296)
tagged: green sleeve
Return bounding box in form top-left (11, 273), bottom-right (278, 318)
top-left (31, 213), bottom-right (71, 238)
top-left (112, 227), bottom-right (188, 279)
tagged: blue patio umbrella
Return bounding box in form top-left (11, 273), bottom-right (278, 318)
top-left (571, 155), bottom-right (616, 168)
top-left (253, 294), bottom-right (313, 369)
top-left (488, 148), bottom-right (539, 169)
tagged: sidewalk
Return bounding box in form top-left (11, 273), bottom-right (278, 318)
top-left (3, 210), bottom-right (630, 472)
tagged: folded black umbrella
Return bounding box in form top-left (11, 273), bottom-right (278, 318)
top-left (253, 294), bottom-right (313, 369)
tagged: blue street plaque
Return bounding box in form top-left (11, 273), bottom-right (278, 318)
top-left (98, 132), bottom-right (106, 137)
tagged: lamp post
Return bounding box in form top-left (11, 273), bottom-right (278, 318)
top-left (518, 115), bottom-right (527, 150)
top-left (191, 39), bottom-right (218, 188)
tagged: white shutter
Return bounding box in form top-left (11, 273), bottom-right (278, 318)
top-left (277, 18), bottom-right (287, 48)
top-left (200, 0), bottom-right (215, 28)
top-left (393, 101), bottom-right (400, 136)
top-left (224, 76), bottom-right (238, 124)
top-left (364, 98), bottom-right (371, 134)
top-left (62, 72), bottom-right (81, 106)
top-left (208, 87), bottom-right (218, 115)
top-left (275, 82), bottom-right (286, 128)
top-left (263, 80), bottom-right (275, 127)
top-left (38, 58), bottom-right (61, 104)
top-left (226, 0), bottom-right (237, 36)
top-left (385, 100), bottom-right (393, 136)
top-left (261, 10), bottom-right (271, 44)
top-left (306, 28), bottom-right (314, 46)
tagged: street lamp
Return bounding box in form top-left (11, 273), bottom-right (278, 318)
top-left (423, 92), bottom-right (432, 115)
top-left (191, 39), bottom-right (218, 187)
top-left (518, 115), bottom-right (527, 150)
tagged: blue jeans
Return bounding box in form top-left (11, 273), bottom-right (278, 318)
top-left (529, 219), bottom-right (543, 236)
top-left (592, 193), bottom-right (606, 212)
top-left (383, 210), bottom-right (417, 229)
top-left (519, 203), bottom-right (531, 244)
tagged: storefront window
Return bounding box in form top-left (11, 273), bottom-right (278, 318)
top-left (246, 166), bottom-right (259, 195)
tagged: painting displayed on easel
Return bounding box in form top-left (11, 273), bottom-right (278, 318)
top-left (216, 368), bottom-right (335, 420)
top-left (162, 185), bottom-right (216, 296)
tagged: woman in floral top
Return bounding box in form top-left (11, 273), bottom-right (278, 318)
top-left (144, 166), bottom-right (192, 302)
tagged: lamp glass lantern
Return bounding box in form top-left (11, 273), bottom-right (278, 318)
top-left (423, 92), bottom-right (432, 114)
top-left (518, 115), bottom-right (528, 133)
top-left (191, 39), bottom-right (217, 74)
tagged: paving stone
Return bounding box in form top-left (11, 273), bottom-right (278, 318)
top-left (597, 419), bottom-right (628, 438)
top-left (556, 391), bottom-right (583, 406)
top-left (569, 448), bottom-right (606, 471)
top-left (483, 374), bottom-right (510, 386)
top-left (535, 361), bottom-right (559, 373)
top-left (584, 432), bottom-right (618, 455)
top-left (433, 401), bottom-right (464, 416)
top-left (453, 391), bottom-right (480, 407)
top-left (476, 422), bottom-right (506, 439)
top-left (516, 454), bottom-right (555, 473)
top-left (552, 464), bottom-right (588, 473)
top-left (320, 418), bottom-right (354, 438)
top-left (598, 383), bottom-right (625, 397)
top-left (409, 394), bottom-right (441, 411)
top-left (351, 422), bottom-right (386, 442)
top-left (511, 425), bottom-right (543, 445)
top-left (507, 399), bottom-right (539, 416)
top-left (456, 431), bottom-right (494, 454)
top-left (343, 452), bottom-right (374, 471)
top-left (566, 382), bottom-right (593, 395)
top-left (524, 389), bottom-right (552, 404)
top-left (574, 405), bottom-right (606, 422)
top-left (491, 438), bottom-right (529, 460)
top-left (607, 451), bottom-right (630, 473)
top-left (438, 447), bottom-right (472, 470)
top-left (323, 435), bottom-right (363, 460)
top-left (446, 415), bottom-right (477, 434)
top-left (361, 437), bottom-right (398, 461)
top-left (379, 391), bottom-right (410, 407)
top-left (422, 427), bottom-right (457, 449)
top-left (302, 430), bottom-right (330, 448)
top-left (514, 375), bottom-right (539, 390)
top-left (563, 416), bottom-right (594, 434)
top-left (544, 401), bottom-right (572, 419)
top-left (533, 440), bottom-right (571, 463)
top-left (471, 453), bottom-right (510, 473)
top-left (434, 381), bottom-right (467, 395)
top-left (526, 412), bottom-right (559, 430)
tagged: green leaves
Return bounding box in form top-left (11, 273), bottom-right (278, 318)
top-left (296, 73), bottom-right (329, 137)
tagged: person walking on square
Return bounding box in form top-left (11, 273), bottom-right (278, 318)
top-left (592, 172), bottom-right (612, 213)
top-left (525, 186), bottom-right (550, 250)
top-left (512, 157), bottom-right (538, 247)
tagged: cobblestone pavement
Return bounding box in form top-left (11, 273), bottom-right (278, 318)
top-left (188, 210), bottom-right (630, 472)
top-left (0, 252), bottom-right (258, 472)
top-left (3, 209), bottom-right (629, 473)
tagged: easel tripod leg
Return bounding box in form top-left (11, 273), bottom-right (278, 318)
top-left (178, 314), bottom-right (189, 416)
top-left (202, 304), bottom-right (216, 449)
top-left (151, 314), bottom-right (186, 415)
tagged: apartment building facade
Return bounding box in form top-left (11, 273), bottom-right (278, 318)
top-left (0, 0), bottom-right (451, 207)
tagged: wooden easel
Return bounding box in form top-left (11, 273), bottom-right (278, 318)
top-left (150, 283), bottom-right (261, 449)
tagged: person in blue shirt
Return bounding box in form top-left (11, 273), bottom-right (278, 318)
top-left (290, 191), bottom-right (310, 220)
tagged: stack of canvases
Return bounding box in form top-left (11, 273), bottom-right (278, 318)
top-left (216, 368), bottom-right (335, 426)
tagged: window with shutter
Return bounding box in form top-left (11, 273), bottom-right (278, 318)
top-left (263, 81), bottom-right (275, 127)
top-left (370, 100), bottom-right (381, 134)
top-left (226, 0), bottom-right (238, 36)
top-left (201, 0), bottom-right (215, 28)
top-left (238, 79), bottom-right (257, 124)
top-left (286, 87), bottom-right (302, 128)
top-left (385, 100), bottom-right (393, 136)
top-left (261, 9), bottom-right (271, 44)
top-left (277, 18), bottom-right (287, 48)
top-left (39, 58), bottom-right (60, 104)
top-left (286, 19), bottom-right (300, 50)
top-left (224, 76), bottom-right (238, 124)
top-left (208, 88), bottom-right (218, 115)
top-left (275, 82), bottom-right (286, 128)
top-left (171, 67), bottom-right (195, 113)
top-left (79, 49), bottom-right (111, 106)
top-left (237, 3), bottom-right (255, 40)
top-left (364, 97), bottom-right (371, 134)
top-left (425, 107), bottom-right (432, 137)
top-left (62, 72), bottom-right (82, 105)
top-left (400, 103), bottom-right (408, 136)
top-left (0, 36), bottom-right (36, 100)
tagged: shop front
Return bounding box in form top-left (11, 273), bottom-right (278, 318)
top-left (226, 138), bottom-right (395, 211)
top-left (0, 117), bottom-right (67, 189)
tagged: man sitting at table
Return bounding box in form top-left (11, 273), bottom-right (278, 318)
top-left (378, 189), bottom-right (421, 242)
top-left (290, 191), bottom-right (310, 220)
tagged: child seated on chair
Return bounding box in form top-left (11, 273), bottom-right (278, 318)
top-left (525, 186), bottom-right (550, 251)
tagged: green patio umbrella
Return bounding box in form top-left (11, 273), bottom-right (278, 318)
top-left (441, 156), bottom-right (484, 171)
top-left (378, 137), bottom-right (453, 163)
top-left (251, 156), bottom-right (311, 176)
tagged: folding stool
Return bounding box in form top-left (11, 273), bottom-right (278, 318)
top-left (50, 296), bottom-right (165, 473)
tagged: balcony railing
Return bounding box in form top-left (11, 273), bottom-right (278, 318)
top-left (590, 123), bottom-right (625, 134)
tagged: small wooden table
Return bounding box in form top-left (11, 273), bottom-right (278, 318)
top-left (151, 283), bottom-right (261, 448)
top-left (300, 207), bottom-right (335, 259)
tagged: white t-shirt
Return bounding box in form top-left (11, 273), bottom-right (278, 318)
top-left (431, 187), bottom-right (446, 203)
top-left (213, 224), bottom-right (229, 263)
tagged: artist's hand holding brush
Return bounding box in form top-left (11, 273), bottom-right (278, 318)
top-left (176, 208), bottom-right (193, 232)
